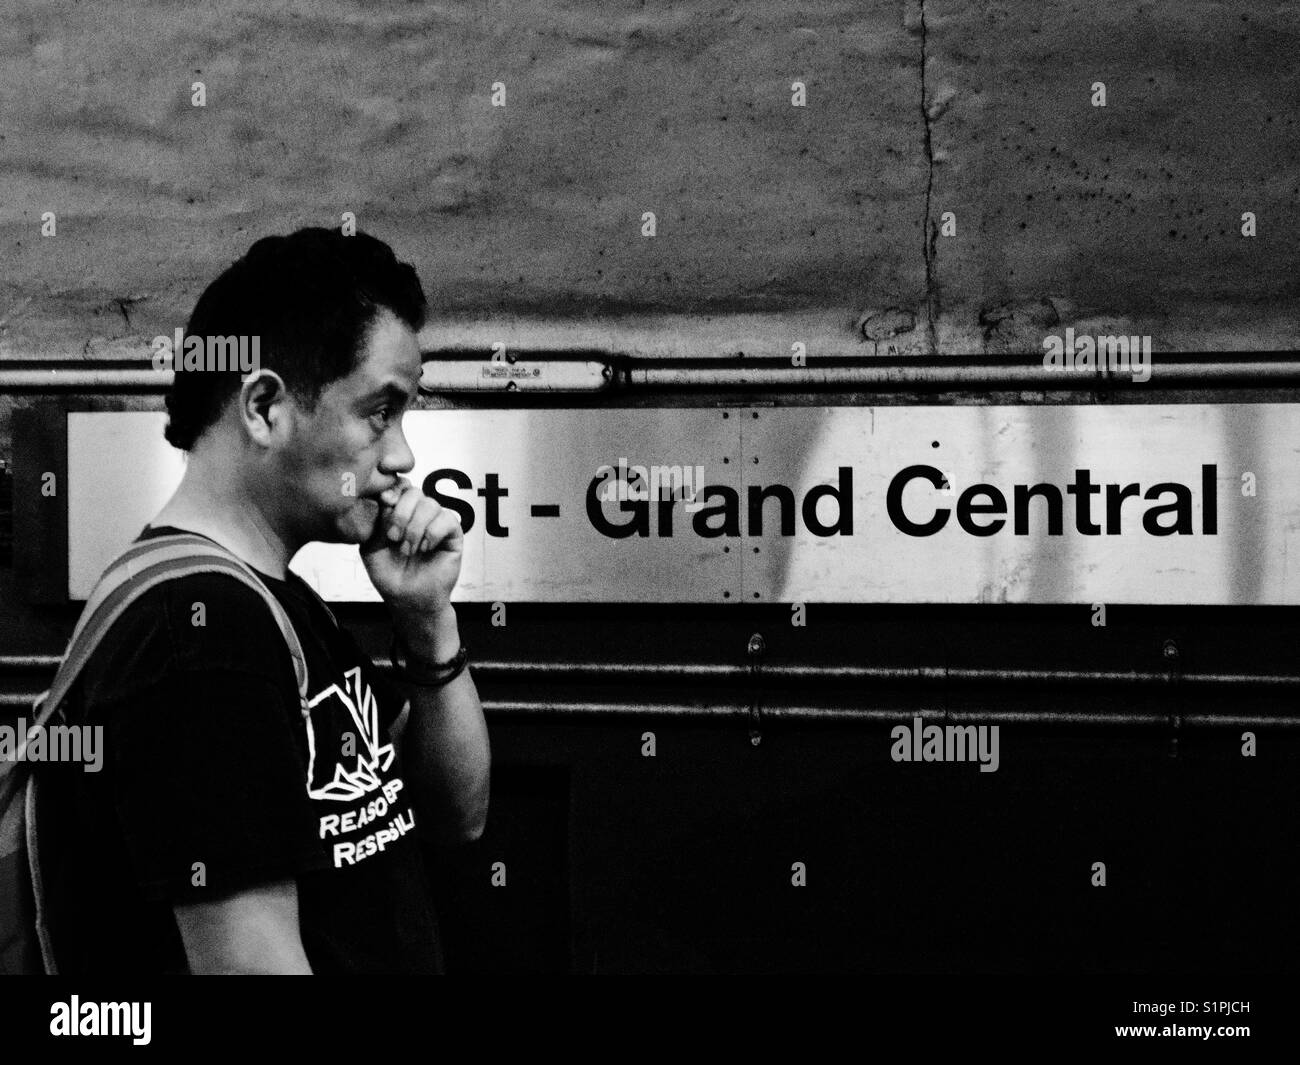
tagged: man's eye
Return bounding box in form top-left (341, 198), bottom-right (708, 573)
top-left (369, 408), bottom-right (391, 429)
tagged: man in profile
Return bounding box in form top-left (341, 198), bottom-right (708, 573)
top-left (44, 227), bottom-right (490, 974)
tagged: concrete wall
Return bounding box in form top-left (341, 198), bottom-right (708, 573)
top-left (1, 0), bottom-right (1297, 363)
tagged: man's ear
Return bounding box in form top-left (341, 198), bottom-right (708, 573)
top-left (238, 369), bottom-right (292, 446)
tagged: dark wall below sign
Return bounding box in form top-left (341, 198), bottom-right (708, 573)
top-left (431, 720), bottom-right (1298, 974)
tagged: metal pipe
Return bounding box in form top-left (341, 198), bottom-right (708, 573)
top-left (774, 664), bottom-right (1300, 688)
top-left (4, 357), bottom-right (1300, 392)
top-left (0, 367), bottom-right (172, 390)
top-left (418, 359), bottom-right (612, 393)
top-left (467, 701), bottom-right (1300, 727)
top-left (0, 656), bottom-right (63, 671)
top-left (2, 655), bottom-right (1299, 689)
top-left (628, 360), bottom-right (1300, 389)
top-left (3, 681), bottom-right (1296, 725)
top-left (3, 688), bottom-right (1297, 727)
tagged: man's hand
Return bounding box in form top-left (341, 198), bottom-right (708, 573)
top-left (361, 478), bottom-right (490, 845)
top-left (360, 476), bottom-right (463, 621)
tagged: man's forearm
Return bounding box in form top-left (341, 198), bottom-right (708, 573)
top-left (391, 605), bottom-right (491, 842)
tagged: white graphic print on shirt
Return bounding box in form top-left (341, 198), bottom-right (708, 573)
top-left (305, 665), bottom-right (394, 801)
top-left (304, 664), bottom-right (417, 867)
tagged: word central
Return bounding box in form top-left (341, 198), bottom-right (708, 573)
top-left (888, 464), bottom-right (1218, 536)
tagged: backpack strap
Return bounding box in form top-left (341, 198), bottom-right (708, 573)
top-left (23, 533), bottom-right (314, 975)
top-left (25, 774), bottom-right (51, 973)
top-left (25, 535), bottom-right (310, 755)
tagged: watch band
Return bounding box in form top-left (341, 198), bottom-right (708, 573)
top-left (390, 632), bottom-right (470, 689)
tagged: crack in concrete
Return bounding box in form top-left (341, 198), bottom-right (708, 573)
top-left (112, 296), bottom-right (144, 330)
top-left (918, 0), bottom-right (938, 353)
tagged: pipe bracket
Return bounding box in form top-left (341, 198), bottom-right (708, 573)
top-left (747, 632), bottom-right (765, 746)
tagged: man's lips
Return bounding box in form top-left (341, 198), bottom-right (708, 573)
top-left (360, 487), bottom-right (401, 506)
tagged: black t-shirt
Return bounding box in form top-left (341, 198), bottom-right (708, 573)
top-left (42, 525), bottom-right (444, 974)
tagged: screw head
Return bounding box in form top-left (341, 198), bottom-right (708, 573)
top-left (1163, 639), bottom-right (1179, 660)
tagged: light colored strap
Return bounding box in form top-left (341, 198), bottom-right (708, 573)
top-left (26, 537), bottom-right (310, 759)
top-left (63, 535), bottom-right (226, 653)
top-left (24, 775), bottom-right (55, 974)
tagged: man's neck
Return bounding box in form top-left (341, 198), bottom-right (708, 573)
top-left (151, 446), bottom-right (296, 579)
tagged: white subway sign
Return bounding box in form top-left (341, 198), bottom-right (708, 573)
top-left (67, 406), bottom-right (1299, 604)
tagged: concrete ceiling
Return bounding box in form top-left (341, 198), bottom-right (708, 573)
top-left (1, 0), bottom-right (1297, 358)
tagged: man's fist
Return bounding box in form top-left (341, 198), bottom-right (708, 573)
top-left (360, 476), bottom-right (464, 616)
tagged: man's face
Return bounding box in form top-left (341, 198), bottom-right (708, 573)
top-left (273, 309), bottom-right (422, 546)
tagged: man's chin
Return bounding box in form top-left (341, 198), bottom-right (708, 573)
top-left (325, 499), bottom-right (380, 544)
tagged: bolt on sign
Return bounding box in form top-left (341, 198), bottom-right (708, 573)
top-left (66, 405), bottom-right (1299, 604)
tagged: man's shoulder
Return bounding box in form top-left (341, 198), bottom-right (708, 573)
top-left (101, 567), bottom-right (287, 631)
top-left (77, 570), bottom-right (298, 705)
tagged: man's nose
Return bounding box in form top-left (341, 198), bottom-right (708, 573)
top-left (380, 423), bottom-right (416, 475)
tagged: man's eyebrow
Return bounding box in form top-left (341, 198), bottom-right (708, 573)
top-left (362, 381), bottom-right (415, 404)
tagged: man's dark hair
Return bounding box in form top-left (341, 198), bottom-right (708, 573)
top-left (163, 227), bottom-right (427, 450)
